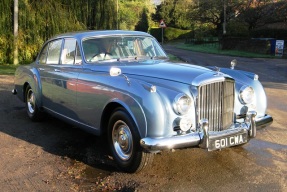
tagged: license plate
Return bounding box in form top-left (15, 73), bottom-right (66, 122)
top-left (208, 132), bottom-right (248, 151)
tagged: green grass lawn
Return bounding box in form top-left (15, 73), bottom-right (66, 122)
top-left (177, 43), bottom-right (277, 58)
top-left (168, 54), bottom-right (181, 62)
top-left (0, 64), bottom-right (18, 75)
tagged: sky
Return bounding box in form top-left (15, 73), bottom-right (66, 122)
top-left (153, 0), bottom-right (161, 5)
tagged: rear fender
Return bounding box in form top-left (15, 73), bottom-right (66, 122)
top-left (15, 65), bottom-right (42, 108)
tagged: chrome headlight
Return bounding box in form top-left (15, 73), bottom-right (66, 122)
top-left (239, 86), bottom-right (255, 104)
top-left (173, 93), bottom-right (192, 115)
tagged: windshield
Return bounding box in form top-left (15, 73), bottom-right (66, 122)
top-left (82, 36), bottom-right (167, 63)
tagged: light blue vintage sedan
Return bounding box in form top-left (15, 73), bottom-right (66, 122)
top-left (13, 30), bottom-right (273, 173)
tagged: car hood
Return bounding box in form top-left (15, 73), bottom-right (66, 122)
top-left (112, 60), bottom-right (225, 85)
top-left (88, 60), bottom-right (231, 85)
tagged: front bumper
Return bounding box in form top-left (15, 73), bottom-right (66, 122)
top-left (140, 113), bottom-right (273, 152)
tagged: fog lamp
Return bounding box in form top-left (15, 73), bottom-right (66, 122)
top-left (179, 117), bottom-right (192, 132)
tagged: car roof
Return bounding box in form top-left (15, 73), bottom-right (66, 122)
top-left (51, 30), bottom-right (152, 40)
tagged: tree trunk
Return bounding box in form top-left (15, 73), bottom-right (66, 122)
top-left (13, 0), bottom-right (19, 65)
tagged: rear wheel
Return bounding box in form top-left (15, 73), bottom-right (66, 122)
top-left (108, 108), bottom-right (153, 173)
top-left (25, 86), bottom-right (43, 121)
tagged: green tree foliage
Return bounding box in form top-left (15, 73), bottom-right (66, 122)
top-left (1, 0), bottom-right (286, 64)
top-left (1, 0), bottom-right (87, 64)
top-left (189, 0), bottom-right (251, 34)
top-left (0, 0), bottom-right (13, 64)
top-left (152, 0), bottom-right (195, 29)
top-left (135, 8), bottom-right (149, 32)
top-left (190, 0), bottom-right (287, 37)
top-left (118, 0), bottom-right (154, 31)
top-left (239, 0), bottom-right (287, 30)
top-left (17, 0), bottom-right (86, 63)
top-left (0, 0), bottom-right (157, 64)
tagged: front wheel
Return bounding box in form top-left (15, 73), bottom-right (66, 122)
top-left (108, 108), bottom-right (153, 173)
top-left (25, 86), bottom-right (43, 121)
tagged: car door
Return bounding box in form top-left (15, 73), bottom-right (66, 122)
top-left (37, 38), bottom-right (82, 119)
top-left (37, 39), bottom-right (63, 112)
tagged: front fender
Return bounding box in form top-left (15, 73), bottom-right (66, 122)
top-left (127, 76), bottom-right (193, 138)
top-left (220, 68), bottom-right (267, 117)
top-left (110, 78), bottom-right (167, 138)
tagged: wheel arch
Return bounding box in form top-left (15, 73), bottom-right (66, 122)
top-left (100, 99), bottom-right (147, 138)
top-left (22, 78), bottom-right (42, 109)
top-left (15, 65), bottom-right (42, 107)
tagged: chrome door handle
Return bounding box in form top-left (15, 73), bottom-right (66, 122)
top-left (54, 69), bottom-right (61, 72)
top-left (38, 68), bottom-right (45, 71)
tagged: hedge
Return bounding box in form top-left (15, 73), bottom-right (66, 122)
top-left (149, 27), bottom-right (191, 42)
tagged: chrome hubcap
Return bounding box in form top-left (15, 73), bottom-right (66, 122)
top-left (27, 89), bottom-right (35, 114)
top-left (112, 120), bottom-right (133, 161)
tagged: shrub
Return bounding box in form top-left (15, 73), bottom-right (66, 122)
top-left (149, 27), bottom-right (191, 42)
top-left (226, 21), bottom-right (249, 37)
top-left (149, 28), bottom-right (162, 42)
top-left (164, 27), bottom-right (191, 41)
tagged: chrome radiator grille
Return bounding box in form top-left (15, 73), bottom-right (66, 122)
top-left (198, 80), bottom-right (235, 131)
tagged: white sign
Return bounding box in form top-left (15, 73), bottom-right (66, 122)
top-left (275, 40), bottom-right (284, 57)
top-left (159, 19), bottom-right (166, 28)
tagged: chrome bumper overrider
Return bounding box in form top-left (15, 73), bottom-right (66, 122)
top-left (140, 113), bottom-right (273, 152)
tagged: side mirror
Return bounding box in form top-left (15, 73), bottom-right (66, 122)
top-left (109, 67), bottom-right (131, 85)
top-left (110, 67), bottom-right (121, 76)
top-left (230, 59), bottom-right (237, 70)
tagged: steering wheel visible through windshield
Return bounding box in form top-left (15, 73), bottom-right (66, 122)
top-left (82, 36), bottom-right (167, 63)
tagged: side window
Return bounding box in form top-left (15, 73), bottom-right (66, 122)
top-left (46, 39), bottom-right (62, 64)
top-left (38, 44), bottom-right (49, 64)
top-left (82, 39), bottom-right (100, 61)
top-left (61, 38), bottom-right (77, 65)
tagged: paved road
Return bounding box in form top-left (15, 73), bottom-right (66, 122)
top-left (0, 47), bottom-right (286, 191)
top-left (164, 45), bottom-right (287, 87)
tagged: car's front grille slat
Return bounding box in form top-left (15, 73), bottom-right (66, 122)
top-left (198, 80), bottom-right (234, 132)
